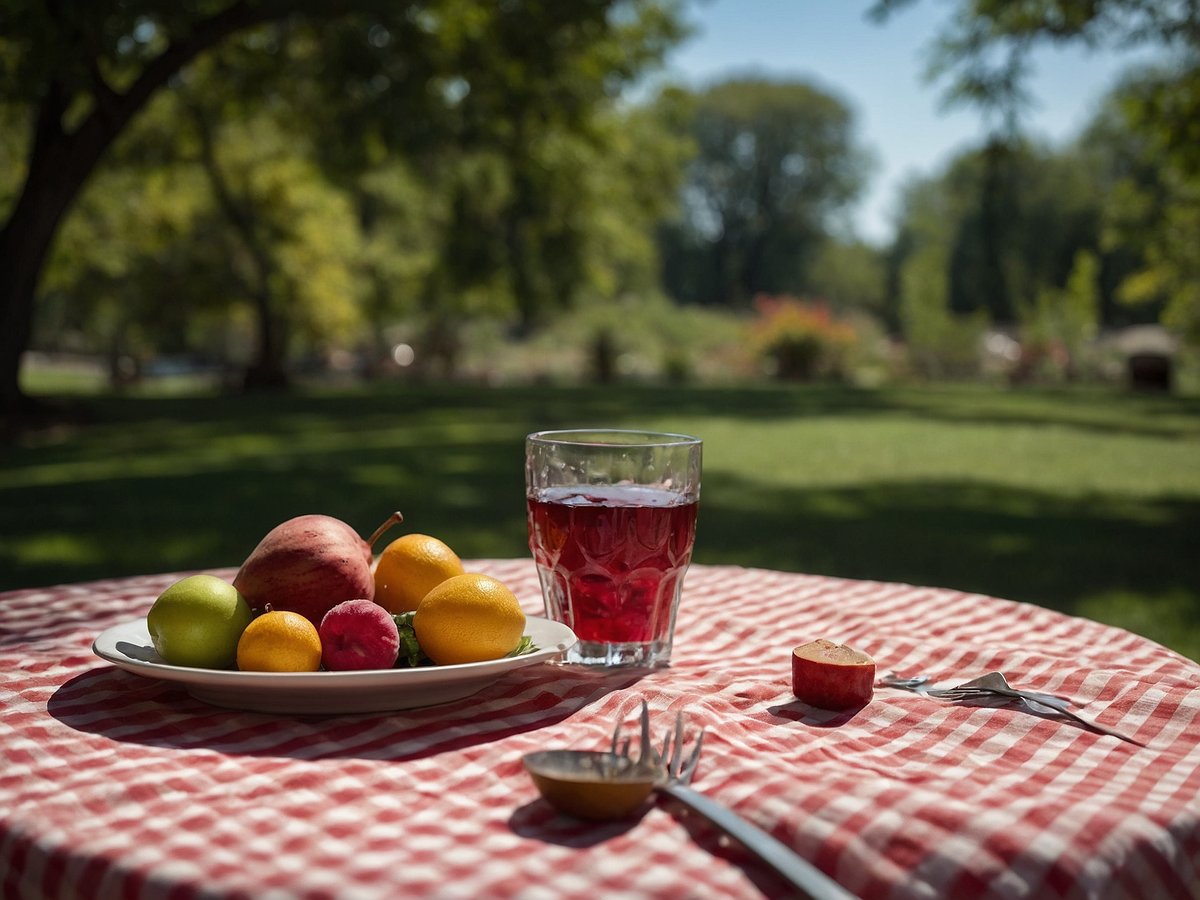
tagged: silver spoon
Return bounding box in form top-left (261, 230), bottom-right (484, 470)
top-left (522, 703), bottom-right (859, 900)
top-left (521, 749), bottom-right (659, 820)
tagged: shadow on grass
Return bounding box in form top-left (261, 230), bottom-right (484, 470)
top-left (4, 383), bottom-right (1199, 659)
top-left (0, 433), bottom-right (534, 589)
top-left (698, 474), bottom-right (1200, 659)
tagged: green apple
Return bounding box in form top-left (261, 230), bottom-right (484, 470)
top-left (147, 575), bottom-right (254, 669)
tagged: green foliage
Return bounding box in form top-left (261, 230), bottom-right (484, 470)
top-left (391, 613), bottom-right (429, 668)
top-left (354, 159), bottom-right (448, 346)
top-left (215, 116), bottom-right (365, 345)
top-left (1016, 250), bottom-right (1101, 380)
top-left (889, 115), bottom-right (1191, 380)
top-left (38, 97), bottom-right (219, 368)
top-left (1096, 68), bottom-right (1200, 345)
top-left (9, 0), bottom-right (1199, 404)
top-left (938, 140), bottom-right (1099, 322)
top-left (495, 292), bottom-right (750, 384)
top-left (806, 239), bottom-right (889, 320)
top-left (37, 81), bottom-right (367, 378)
top-left (284, 0), bottom-right (691, 337)
top-left (900, 265), bottom-right (990, 380)
top-left (891, 172), bottom-right (990, 377)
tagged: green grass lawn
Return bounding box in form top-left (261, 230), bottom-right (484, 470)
top-left (3, 381), bottom-right (1199, 660)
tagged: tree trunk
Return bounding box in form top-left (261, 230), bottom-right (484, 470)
top-left (0, 223), bottom-right (50, 418)
top-left (0, 86), bottom-right (115, 418)
top-left (188, 99), bottom-right (289, 390)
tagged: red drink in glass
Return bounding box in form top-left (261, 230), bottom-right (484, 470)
top-left (527, 485), bottom-right (699, 648)
top-left (525, 429), bottom-right (702, 666)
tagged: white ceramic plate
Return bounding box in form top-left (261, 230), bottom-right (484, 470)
top-left (92, 616), bottom-right (577, 715)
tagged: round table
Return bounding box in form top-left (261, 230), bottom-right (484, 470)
top-left (2, 561), bottom-right (1199, 899)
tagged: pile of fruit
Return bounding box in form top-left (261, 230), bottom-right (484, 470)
top-left (146, 512), bottom-right (528, 672)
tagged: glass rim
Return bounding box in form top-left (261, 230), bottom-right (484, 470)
top-left (526, 428), bottom-right (701, 448)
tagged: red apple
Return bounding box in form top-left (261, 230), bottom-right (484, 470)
top-left (791, 639), bottom-right (875, 710)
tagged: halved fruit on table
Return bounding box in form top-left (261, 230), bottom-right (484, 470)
top-left (791, 639), bottom-right (875, 710)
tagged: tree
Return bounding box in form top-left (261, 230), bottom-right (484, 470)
top-left (1086, 69), bottom-right (1200, 343)
top-left (1, 1), bottom-right (323, 415)
top-left (870, 0), bottom-right (1200, 344)
top-left (805, 238), bottom-right (889, 324)
top-left (187, 105), bottom-right (365, 387)
top-left (35, 55), bottom-right (385, 389)
top-left (36, 97), bottom-right (230, 384)
top-left (659, 77), bottom-right (871, 307)
top-left (891, 173), bottom-right (991, 377)
top-left (0, 0), bottom-right (685, 418)
top-left (888, 138), bottom-right (1104, 333)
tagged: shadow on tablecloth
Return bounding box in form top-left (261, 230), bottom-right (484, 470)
top-left (47, 663), bottom-right (651, 761)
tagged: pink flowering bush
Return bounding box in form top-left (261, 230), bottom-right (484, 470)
top-left (750, 294), bottom-right (858, 380)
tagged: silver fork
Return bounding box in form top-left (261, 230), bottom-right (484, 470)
top-left (613, 702), bottom-right (860, 900)
top-left (881, 672), bottom-right (1144, 746)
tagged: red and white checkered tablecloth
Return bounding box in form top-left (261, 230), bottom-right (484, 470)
top-left (2, 560), bottom-right (1199, 899)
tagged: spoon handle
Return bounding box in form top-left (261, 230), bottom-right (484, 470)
top-left (658, 783), bottom-right (859, 900)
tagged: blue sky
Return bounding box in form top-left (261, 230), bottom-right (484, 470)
top-left (659, 0), bottom-right (1165, 244)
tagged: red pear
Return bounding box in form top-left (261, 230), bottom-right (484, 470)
top-left (233, 513), bottom-right (401, 626)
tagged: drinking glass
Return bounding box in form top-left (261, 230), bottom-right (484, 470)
top-left (525, 429), bottom-right (702, 667)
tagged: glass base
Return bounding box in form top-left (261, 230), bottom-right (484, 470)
top-left (564, 639), bottom-right (672, 667)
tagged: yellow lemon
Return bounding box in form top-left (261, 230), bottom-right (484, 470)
top-left (236, 610), bottom-right (323, 672)
top-left (373, 533), bottom-right (464, 614)
top-left (413, 573), bottom-right (526, 665)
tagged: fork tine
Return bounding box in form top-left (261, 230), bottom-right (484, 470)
top-left (670, 711), bottom-right (686, 778)
top-left (659, 728), bottom-right (673, 766)
top-left (677, 729), bottom-right (705, 785)
top-left (638, 700), bottom-right (654, 766)
top-left (614, 700), bottom-right (709, 778)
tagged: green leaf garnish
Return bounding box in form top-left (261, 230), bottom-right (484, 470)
top-left (506, 635), bottom-right (537, 657)
top-left (392, 613), bottom-right (430, 668)
top-left (392, 612), bottom-right (538, 665)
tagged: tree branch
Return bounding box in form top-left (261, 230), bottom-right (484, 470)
top-left (120, 2), bottom-right (283, 131)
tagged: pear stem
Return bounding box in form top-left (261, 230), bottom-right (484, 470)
top-left (367, 511), bottom-right (404, 549)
